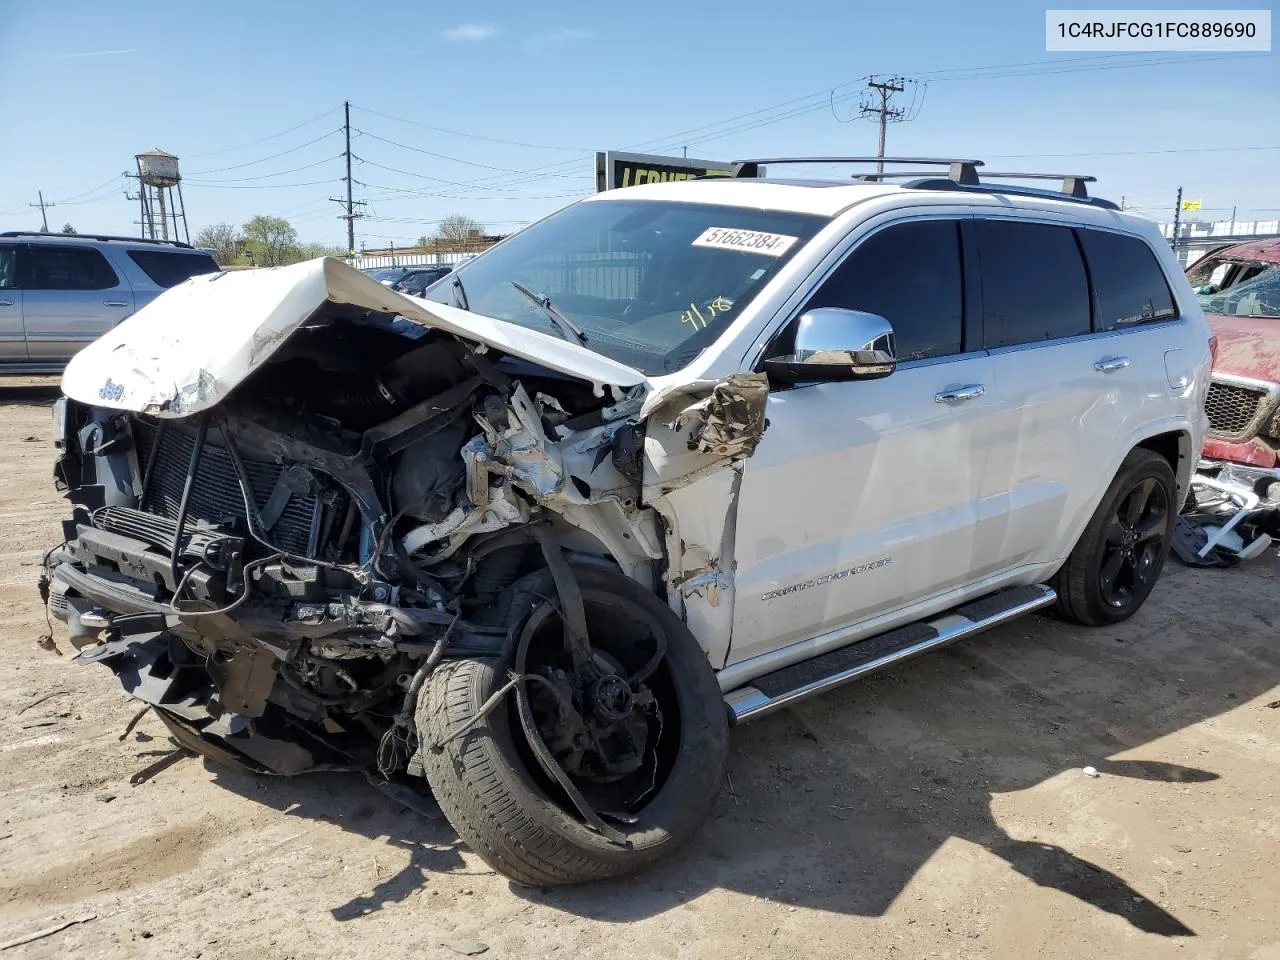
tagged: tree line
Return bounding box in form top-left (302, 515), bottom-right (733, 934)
top-left (193, 217), bottom-right (344, 267)
top-left (194, 214), bottom-right (487, 267)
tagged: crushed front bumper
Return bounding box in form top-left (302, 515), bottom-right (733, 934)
top-left (43, 532), bottom-right (366, 776)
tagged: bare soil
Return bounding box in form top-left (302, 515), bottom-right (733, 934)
top-left (1, 382), bottom-right (1277, 959)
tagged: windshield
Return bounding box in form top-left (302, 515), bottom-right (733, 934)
top-left (368, 268), bottom-right (405, 281)
top-left (424, 199), bottom-right (828, 375)
top-left (1189, 255), bottom-right (1280, 318)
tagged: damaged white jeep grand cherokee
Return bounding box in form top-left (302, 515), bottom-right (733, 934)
top-left (41, 157), bottom-right (1212, 885)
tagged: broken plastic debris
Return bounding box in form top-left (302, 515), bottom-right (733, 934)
top-left (1082, 766), bottom-right (1100, 778)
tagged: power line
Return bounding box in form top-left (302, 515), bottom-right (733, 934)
top-left (925, 51), bottom-right (1264, 82)
top-left (352, 129), bottom-right (521, 172)
top-left (355, 179), bottom-right (584, 202)
top-left (57, 184), bottom-right (126, 206)
top-left (365, 215), bottom-right (531, 223)
top-left (353, 105), bottom-right (583, 152)
top-left (55, 174), bottom-right (124, 203)
top-left (630, 52), bottom-right (1264, 158)
top-left (186, 129), bottom-right (342, 175)
top-left (185, 155), bottom-right (340, 185)
top-left (353, 156), bottom-right (508, 189)
top-left (275, 197), bottom-right (334, 217)
top-left (354, 157), bottom-right (583, 195)
top-left (987, 144), bottom-right (1280, 159)
top-left (412, 49), bottom-right (1271, 196)
top-left (184, 178), bottom-right (335, 190)
top-left (184, 107), bottom-right (341, 159)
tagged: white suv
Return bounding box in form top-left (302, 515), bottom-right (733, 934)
top-left (42, 157), bottom-right (1212, 886)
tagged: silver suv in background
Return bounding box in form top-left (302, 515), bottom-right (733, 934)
top-left (0, 232), bottom-right (220, 374)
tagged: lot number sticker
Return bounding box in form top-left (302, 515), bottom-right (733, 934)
top-left (693, 227), bottom-right (798, 257)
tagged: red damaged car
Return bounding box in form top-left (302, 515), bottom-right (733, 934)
top-left (1190, 239), bottom-right (1280, 468)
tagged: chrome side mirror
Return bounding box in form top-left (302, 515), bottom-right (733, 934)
top-left (764, 307), bottom-right (897, 383)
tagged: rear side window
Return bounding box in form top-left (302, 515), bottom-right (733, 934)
top-left (128, 250), bottom-right (220, 288)
top-left (0, 245), bottom-right (17, 289)
top-left (24, 245), bottom-right (118, 290)
top-left (977, 220), bottom-right (1090, 347)
top-left (803, 220), bottom-right (964, 361)
top-left (1077, 230), bottom-right (1178, 330)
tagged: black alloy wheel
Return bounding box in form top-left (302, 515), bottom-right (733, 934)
top-left (1054, 448), bottom-right (1177, 626)
top-left (1098, 476), bottom-right (1171, 611)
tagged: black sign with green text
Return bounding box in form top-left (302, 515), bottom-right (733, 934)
top-left (595, 151), bottom-right (735, 191)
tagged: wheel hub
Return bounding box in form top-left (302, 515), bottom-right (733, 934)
top-left (591, 673), bottom-right (635, 722)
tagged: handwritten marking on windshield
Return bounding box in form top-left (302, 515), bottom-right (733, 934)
top-left (680, 296), bottom-right (733, 331)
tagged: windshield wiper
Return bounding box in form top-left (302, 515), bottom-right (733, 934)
top-left (509, 280), bottom-right (587, 345)
top-left (451, 275), bottom-right (470, 311)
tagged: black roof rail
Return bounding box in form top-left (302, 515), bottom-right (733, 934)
top-left (731, 157), bottom-right (983, 185)
top-left (0, 231), bottom-right (194, 249)
top-left (902, 177), bottom-right (1120, 211)
top-left (728, 156), bottom-right (1115, 205)
top-left (975, 172), bottom-right (1096, 199)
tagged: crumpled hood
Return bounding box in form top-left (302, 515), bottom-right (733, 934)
top-left (62, 257), bottom-right (648, 417)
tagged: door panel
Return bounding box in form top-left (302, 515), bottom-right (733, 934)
top-left (728, 354), bottom-right (997, 663)
top-left (975, 220), bottom-right (1187, 569)
top-left (0, 245), bottom-right (24, 361)
top-left (21, 245), bottom-right (133, 361)
top-left (726, 215), bottom-right (1002, 665)
top-left (982, 328), bottom-right (1176, 569)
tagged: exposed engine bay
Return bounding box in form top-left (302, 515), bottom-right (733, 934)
top-left (41, 277), bottom-right (767, 790)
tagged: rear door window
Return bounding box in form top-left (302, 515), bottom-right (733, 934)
top-left (0, 245), bottom-right (18, 289)
top-left (128, 250), bottom-right (220, 288)
top-left (24, 245), bottom-right (119, 290)
top-left (802, 219), bottom-right (965, 361)
top-left (976, 220), bottom-right (1091, 347)
top-left (1077, 230), bottom-right (1178, 330)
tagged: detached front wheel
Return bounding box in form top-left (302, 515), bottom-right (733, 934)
top-left (417, 566), bottom-right (727, 886)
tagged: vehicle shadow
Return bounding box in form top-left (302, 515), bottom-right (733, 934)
top-left (203, 764), bottom-right (471, 921)
top-left (204, 558), bottom-right (1279, 934)
top-left (0, 382), bottom-right (61, 407)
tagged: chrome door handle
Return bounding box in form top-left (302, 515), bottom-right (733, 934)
top-left (102, 300), bottom-right (129, 307)
top-left (935, 384), bottom-right (986, 403)
top-left (0, 299), bottom-right (14, 306)
top-left (1094, 356), bottom-right (1130, 373)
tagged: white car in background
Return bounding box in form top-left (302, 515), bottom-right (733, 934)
top-left (42, 157), bottom-right (1211, 886)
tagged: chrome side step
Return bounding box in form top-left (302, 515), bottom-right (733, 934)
top-left (724, 583), bottom-right (1057, 723)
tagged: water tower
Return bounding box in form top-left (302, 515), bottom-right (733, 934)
top-left (134, 149), bottom-right (190, 243)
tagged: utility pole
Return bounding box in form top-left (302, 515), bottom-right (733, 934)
top-left (329, 101), bottom-right (363, 256)
top-left (30, 191), bottom-right (54, 232)
top-left (1171, 186), bottom-right (1183, 262)
top-left (344, 101), bottom-right (354, 255)
top-left (860, 78), bottom-right (906, 176)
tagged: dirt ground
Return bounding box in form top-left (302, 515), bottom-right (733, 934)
top-left (0, 382), bottom-right (1277, 960)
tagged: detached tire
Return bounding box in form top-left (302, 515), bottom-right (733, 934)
top-left (1053, 448), bottom-right (1176, 626)
top-left (417, 566), bottom-right (728, 886)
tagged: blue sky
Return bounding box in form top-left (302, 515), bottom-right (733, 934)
top-left (0, 0), bottom-right (1276, 247)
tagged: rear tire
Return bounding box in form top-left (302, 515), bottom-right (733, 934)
top-left (417, 566), bottom-right (728, 886)
top-left (1053, 448), bottom-right (1176, 626)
